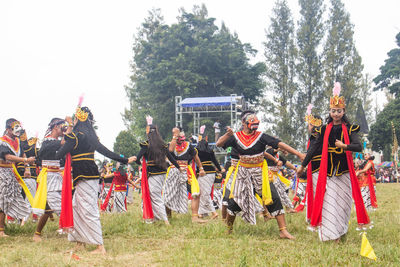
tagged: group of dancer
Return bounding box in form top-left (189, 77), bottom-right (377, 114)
top-left (0, 82), bottom-right (378, 255)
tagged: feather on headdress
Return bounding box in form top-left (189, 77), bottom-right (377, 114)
top-left (330, 82), bottom-right (345, 108)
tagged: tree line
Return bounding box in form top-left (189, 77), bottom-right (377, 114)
top-left (114, 1), bottom-right (399, 161)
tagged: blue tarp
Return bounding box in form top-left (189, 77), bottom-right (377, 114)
top-left (180, 96), bottom-right (236, 108)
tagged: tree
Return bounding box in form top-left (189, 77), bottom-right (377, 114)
top-left (113, 130), bottom-right (140, 160)
top-left (124, 5), bottom-right (265, 140)
top-left (263, 0), bottom-right (300, 148)
top-left (368, 98), bottom-right (400, 159)
top-left (322, 0), bottom-right (364, 118)
top-left (296, 0), bottom-right (325, 114)
top-left (373, 32), bottom-right (400, 98)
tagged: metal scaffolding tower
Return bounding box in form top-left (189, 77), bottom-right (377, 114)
top-left (174, 94), bottom-right (247, 136)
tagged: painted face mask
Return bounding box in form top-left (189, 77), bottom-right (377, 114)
top-left (177, 132), bottom-right (186, 144)
top-left (12, 123), bottom-right (23, 137)
top-left (245, 115), bottom-right (259, 131)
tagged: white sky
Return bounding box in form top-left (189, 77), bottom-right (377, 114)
top-left (1, 0), bottom-right (399, 151)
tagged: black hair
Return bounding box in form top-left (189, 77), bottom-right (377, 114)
top-left (73, 107), bottom-right (99, 151)
top-left (5, 118), bottom-right (18, 129)
top-left (196, 139), bottom-right (213, 153)
top-left (48, 118), bottom-right (65, 130)
top-left (326, 110), bottom-right (351, 125)
top-left (147, 125), bottom-right (168, 170)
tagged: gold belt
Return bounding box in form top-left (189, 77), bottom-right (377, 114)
top-left (0, 163), bottom-right (12, 168)
top-left (239, 161), bottom-right (263, 168)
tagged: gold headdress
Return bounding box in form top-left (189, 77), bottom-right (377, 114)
top-left (330, 82), bottom-right (345, 109)
top-left (75, 106), bottom-right (89, 122)
top-left (304, 104), bottom-right (322, 127)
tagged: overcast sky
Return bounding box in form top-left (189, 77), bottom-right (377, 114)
top-left (1, 0), bottom-right (399, 152)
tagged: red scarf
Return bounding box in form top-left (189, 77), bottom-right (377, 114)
top-left (1, 135), bottom-right (19, 152)
top-left (100, 180), bottom-right (114, 211)
top-left (310, 123), bottom-right (369, 227)
top-left (305, 139), bottom-right (314, 221)
top-left (235, 131), bottom-right (261, 147)
top-left (175, 141), bottom-right (189, 153)
top-left (141, 158), bottom-right (154, 220)
top-left (366, 161), bottom-right (378, 208)
top-left (59, 153), bottom-right (74, 231)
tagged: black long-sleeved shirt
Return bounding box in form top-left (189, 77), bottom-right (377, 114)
top-left (55, 131), bottom-right (128, 184)
top-left (38, 138), bottom-right (65, 167)
top-left (222, 131), bottom-right (281, 156)
top-left (301, 124), bottom-right (362, 176)
top-left (135, 141), bottom-right (180, 175)
top-left (197, 150), bottom-right (221, 173)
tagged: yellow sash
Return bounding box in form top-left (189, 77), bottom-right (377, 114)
top-left (164, 165), bottom-right (200, 195)
top-left (229, 160), bottom-right (272, 205)
top-left (32, 168), bottom-right (48, 214)
top-left (222, 165), bottom-right (235, 198)
top-left (11, 164), bottom-right (34, 205)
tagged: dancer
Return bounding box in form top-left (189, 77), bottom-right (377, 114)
top-left (216, 110), bottom-right (304, 239)
top-left (100, 163), bottom-right (114, 212)
top-left (356, 153), bottom-right (378, 211)
top-left (265, 148), bottom-right (296, 213)
top-left (221, 147), bottom-right (239, 221)
top-left (293, 107), bottom-right (323, 213)
top-left (196, 126), bottom-right (224, 219)
top-left (0, 119), bottom-right (35, 236)
top-left (55, 106), bottom-right (136, 254)
top-left (163, 127), bottom-right (207, 223)
top-left (297, 83), bottom-right (369, 242)
top-left (135, 118), bottom-right (181, 224)
top-left (103, 163), bottom-right (131, 213)
top-left (33, 118), bottom-right (67, 242)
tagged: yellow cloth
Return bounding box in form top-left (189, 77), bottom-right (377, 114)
top-left (222, 165), bottom-right (235, 198)
top-left (32, 168), bottom-right (48, 214)
top-left (164, 165), bottom-right (200, 195)
top-left (11, 164), bottom-right (34, 205)
top-left (360, 232), bottom-right (377, 261)
top-left (261, 160), bottom-right (272, 205)
top-left (277, 172), bottom-right (291, 187)
top-left (188, 165), bottom-right (200, 195)
top-left (229, 161), bottom-right (240, 199)
top-left (229, 160), bottom-right (272, 206)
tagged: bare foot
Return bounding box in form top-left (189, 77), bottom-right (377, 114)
top-left (192, 216), bottom-right (208, 224)
top-left (164, 220), bottom-right (170, 226)
top-left (90, 245), bottom-right (106, 255)
top-left (287, 208), bottom-right (297, 214)
top-left (263, 214), bottom-right (274, 222)
top-left (0, 231), bottom-right (9, 237)
top-left (210, 213), bottom-right (219, 220)
top-left (72, 242), bottom-right (85, 252)
top-left (20, 219), bottom-right (26, 227)
top-left (279, 229), bottom-right (295, 240)
top-left (33, 234), bottom-right (42, 242)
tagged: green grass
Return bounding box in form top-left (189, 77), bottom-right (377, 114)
top-left (0, 184), bottom-right (399, 266)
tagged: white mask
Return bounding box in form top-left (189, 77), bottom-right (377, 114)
top-left (12, 124), bottom-right (23, 136)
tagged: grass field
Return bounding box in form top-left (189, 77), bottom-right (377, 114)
top-left (0, 183), bottom-right (399, 266)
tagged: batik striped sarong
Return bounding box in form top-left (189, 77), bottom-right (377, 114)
top-left (213, 186), bottom-right (223, 210)
top-left (198, 173), bottom-right (215, 215)
top-left (148, 174), bottom-right (168, 221)
top-left (162, 167), bottom-right (188, 214)
top-left (295, 181), bottom-right (306, 202)
top-left (68, 179), bottom-right (103, 245)
top-left (360, 186), bottom-right (372, 210)
top-left (272, 175), bottom-right (294, 209)
top-left (318, 172), bottom-right (352, 241)
top-left (228, 165), bottom-right (264, 224)
top-left (47, 171), bottom-right (62, 215)
top-left (113, 191), bottom-right (127, 213)
top-left (24, 178), bottom-right (37, 199)
top-left (0, 166), bottom-right (30, 220)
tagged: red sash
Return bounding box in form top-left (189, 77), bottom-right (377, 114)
top-left (141, 158), bottom-right (154, 220)
top-left (310, 123), bottom-right (369, 227)
top-left (305, 140), bottom-right (314, 221)
top-left (59, 153), bottom-right (74, 231)
top-left (101, 181), bottom-right (114, 211)
top-left (366, 162), bottom-right (377, 208)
